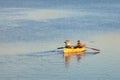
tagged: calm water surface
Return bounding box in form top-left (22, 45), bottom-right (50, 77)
top-left (0, 0), bottom-right (120, 80)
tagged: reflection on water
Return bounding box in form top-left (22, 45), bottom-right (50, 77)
top-left (85, 52), bottom-right (100, 55)
top-left (64, 52), bottom-right (100, 68)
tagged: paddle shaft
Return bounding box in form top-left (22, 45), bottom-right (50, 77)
top-left (57, 47), bottom-right (64, 49)
top-left (86, 47), bottom-right (100, 51)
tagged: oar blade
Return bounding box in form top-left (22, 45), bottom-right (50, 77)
top-left (57, 47), bottom-right (64, 49)
top-left (90, 48), bottom-right (100, 51)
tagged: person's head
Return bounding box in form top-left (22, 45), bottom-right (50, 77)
top-left (65, 40), bottom-right (70, 43)
top-left (77, 40), bottom-right (80, 42)
top-left (64, 40), bottom-right (70, 45)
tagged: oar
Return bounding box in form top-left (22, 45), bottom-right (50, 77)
top-left (86, 47), bottom-right (100, 51)
top-left (57, 47), bottom-right (64, 49)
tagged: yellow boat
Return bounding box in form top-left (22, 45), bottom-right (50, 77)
top-left (64, 47), bottom-right (86, 56)
top-left (64, 47), bottom-right (85, 53)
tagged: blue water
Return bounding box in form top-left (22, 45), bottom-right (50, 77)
top-left (0, 0), bottom-right (120, 80)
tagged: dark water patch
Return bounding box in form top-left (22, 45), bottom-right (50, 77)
top-left (0, 7), bottom-right (120, 43)
top-left (0, 62), bottom-right (5, 64)
top-left (0, 0), bottom-right (120, 8)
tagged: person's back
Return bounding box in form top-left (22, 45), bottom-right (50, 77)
top-left (76, 40), bottom-right (83, 48)
top-left (77, 40), bottom-right (82, 48)
top-left (64, 40), bottom-right (71, 48)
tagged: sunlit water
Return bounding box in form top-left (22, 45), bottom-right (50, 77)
top-left (0, 0), bottom-right (120, 80)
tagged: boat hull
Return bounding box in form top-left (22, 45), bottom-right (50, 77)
top-left (64, 47), bottom-right (85, 53)
top-left (64, 51), bottom-right (85, 56)
top-left (64, 47), bottom-right (85, 56)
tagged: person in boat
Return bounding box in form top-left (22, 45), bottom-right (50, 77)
top-left (75, 40), bottom-right (84, 48)
top-left (64, 40), bottom-right (71, 48)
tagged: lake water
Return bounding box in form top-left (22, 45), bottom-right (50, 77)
top-left (0, 0), bottom-right (120, 80)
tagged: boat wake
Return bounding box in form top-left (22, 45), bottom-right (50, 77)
top-left (23, 50), bottom-right (63, 57)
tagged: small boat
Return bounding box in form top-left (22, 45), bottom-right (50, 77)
top-left (64, 47), bottom-right (85, 56)
top-left (64, 50), bottom-right (85, 56)
top-left (64, 47), bottom-right (85, 53)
